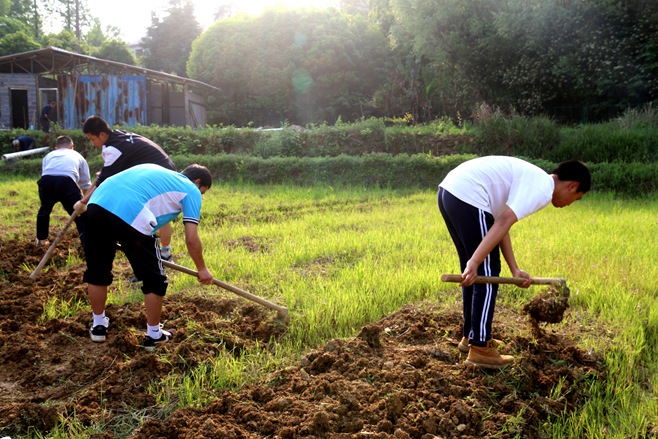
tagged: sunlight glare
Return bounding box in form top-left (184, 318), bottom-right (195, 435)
top-left (237, 0), bottom-right (341, 16)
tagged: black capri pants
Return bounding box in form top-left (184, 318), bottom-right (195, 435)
top-left (83, 204), bottom-right (168, 296)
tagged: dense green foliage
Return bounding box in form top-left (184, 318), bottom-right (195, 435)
top-left (95, 40), bottom-right (136, 65)
top-left (387, 0), bottom-right (658, 122)
top-left (0, 26), bottom-right (40, 55)
top-left (0, 0), bottom-right (131, 55)
top-left (2, 1), bottom-right (657, 127)
top-left (142, 1), bottom-right (202, 76)
top-left (4, 150), bottom-right (658, 197)
top-left (189, 0), bottom-right (658, 125)
top-left (188, 8), bottom-right (390, 126)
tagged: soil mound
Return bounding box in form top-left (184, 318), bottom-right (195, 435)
top-left (0, 234), bottom-right (603, 438)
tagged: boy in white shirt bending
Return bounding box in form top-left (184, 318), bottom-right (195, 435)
top-left (36, 136), bottom-right (92, 247)
top-left (438, 156), bottom-right (591, 369)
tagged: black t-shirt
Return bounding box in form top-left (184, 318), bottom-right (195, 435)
top-left (96, 130), bottom-right (176, 186)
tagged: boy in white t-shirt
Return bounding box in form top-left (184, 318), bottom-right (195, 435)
top-left (36, 136), bottom-right (92, 247)
top-left (438, 156), bottom-right (591, 369)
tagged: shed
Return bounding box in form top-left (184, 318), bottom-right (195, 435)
top-left (0, 46), bottom-right (219, 130)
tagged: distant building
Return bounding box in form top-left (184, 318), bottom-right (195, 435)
top-left (0, 46), bottom-right (219, 130)
top-left (127, 39), bottom-right (145, 59)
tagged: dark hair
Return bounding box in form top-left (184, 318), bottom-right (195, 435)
top-left (551, 160), bottom-right (591, 193)
top-left (55, 135), bottom-right (73, 148)
top-left (82, 115), bottom-right (112, 136)
top-left (182, 164), bottom-right (213, 189)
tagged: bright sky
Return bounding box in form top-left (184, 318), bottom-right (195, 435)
top-left (86, 0), bottom-right (342, 43)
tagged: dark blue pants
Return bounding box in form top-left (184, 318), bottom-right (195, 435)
top-left (438, 187), bottom-right (501, 347)
top-left (37, 175), bottom-right (86, 246)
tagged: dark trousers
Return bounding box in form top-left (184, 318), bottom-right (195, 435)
top-left (438, 187), bottom-right (501, 347)
top-left (83, 204), bottom-right (168, 296)
top-left (37, 175), bottom-right (86, 246)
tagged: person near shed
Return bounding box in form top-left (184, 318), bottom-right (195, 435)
top-left (437, 156), bottom-right (591, 369)
top-left (75, 115), bottom-right (176, 261)
top-left (83, 163), bottom-right (214, 351)
top-left (40, 101), bottom-right (56, 133)
top-left (36, 135), bottom-right (92, 247)
top-left (13, 135), bottom-right (36, 151)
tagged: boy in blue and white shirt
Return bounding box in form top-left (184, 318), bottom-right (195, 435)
top-left (82, 163), bottom-right (214, 351)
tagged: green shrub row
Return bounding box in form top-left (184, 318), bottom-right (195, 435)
top-left (471, 105), bottom-right (658, 163)
top-left (0, 118), bottom-right (468, 159)
top-left (2, 112), bottom-right (656, 164)
top-left (472, 117), bottom-right (658, 163)
top-left (4, 153), bottom-right (656, 196)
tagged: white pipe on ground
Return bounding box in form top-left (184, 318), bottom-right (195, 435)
top-left (2, 146), bottom-right (50, 161)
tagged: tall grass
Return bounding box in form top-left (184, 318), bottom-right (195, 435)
top-left (3, 176), bottom-right (658, 438)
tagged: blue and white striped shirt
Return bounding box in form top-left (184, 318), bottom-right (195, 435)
top-left (89, 163), bottom-right (202, 235)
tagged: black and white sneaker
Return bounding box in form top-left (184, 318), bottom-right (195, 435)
top-left (89, 317), bottom-right (109, 342)
top-left (89, 325), bottom-right (108, 342)
top-left (143, 329), bottom-right (172, 352)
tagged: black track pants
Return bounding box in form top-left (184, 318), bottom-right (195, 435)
top-left (438, 187), bottom-right (501, 347)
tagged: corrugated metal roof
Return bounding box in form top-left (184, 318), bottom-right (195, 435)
top-left (0, 46), bottom-right (219, 93)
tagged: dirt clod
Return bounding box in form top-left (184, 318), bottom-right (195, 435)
top-left (522, 285), bottom-right (571, 337)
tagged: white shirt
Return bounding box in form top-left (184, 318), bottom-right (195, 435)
top-left (41, 148), bottom-right (92, 191)
top-left (439, 156), bottom-right (554, 220)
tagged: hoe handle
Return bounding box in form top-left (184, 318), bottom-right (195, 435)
top-left (29, 212), bottom-right (78, 280)
top-left (441, 274), bottom-right (565, 286)
top-left (161, 260), bottom-right (289, 321)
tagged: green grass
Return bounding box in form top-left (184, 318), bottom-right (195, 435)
top-left (3, 175), bottom-right (658, 438)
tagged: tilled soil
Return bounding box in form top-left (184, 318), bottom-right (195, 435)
top-left (0, 233), bottom-right (603, 439)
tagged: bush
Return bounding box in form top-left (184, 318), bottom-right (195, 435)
top-left (472, 114), bottom-right (560, 158)
top-left (4, 153), bottom-right (657, 196)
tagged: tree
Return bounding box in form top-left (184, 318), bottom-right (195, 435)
top-left (4, 0), bottom-right (42, 39)
top-left (188, 7), bottom-right (391, 126)
top-left (0, 0), bottom-right (10, 16)
top-left (43, 0), bottom-right (92, 40)
top-left (386, 0), bottom-right (658, 122)
top-left (0, 30), bottom-right (40, 55)
top-left (141, 0), bottom-right (202, 76)
top-left (0, 16), bottom-right (29, 38)
top-left (41, 29), bottom-right (89, 53)
top-left (94, 39), bottom-right (136, 64)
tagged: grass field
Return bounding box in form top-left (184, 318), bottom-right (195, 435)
top-left (2, 176), bottom-right (657, 438)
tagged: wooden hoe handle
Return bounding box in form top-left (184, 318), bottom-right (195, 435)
top-left (29, 212), bottom-right (78, 280)
top-left (441, 274), bottom-right (566, 287)
top-left (161, 259), bottom-right (289, 322)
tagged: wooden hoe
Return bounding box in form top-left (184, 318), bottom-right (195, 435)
top-left (29, 212), bottom-right (78, 280)
top-left (441, 274), bottom-right (570, 294)
top-left (161, 259), bottom-right (289, 324)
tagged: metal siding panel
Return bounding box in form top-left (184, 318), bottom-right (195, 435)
top-left (47, 74), bottom-right (147, 128)
top-left (78, 76), bottom-right (103, 125)
top-left (121, 75), bottom-right (146, 126)
top-left (107, 75), bottom-right (120, 125)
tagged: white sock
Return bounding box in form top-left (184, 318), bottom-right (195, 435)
top-left (93, 312), bottom-right (108, 327)
top-left (147, 324), bottom-right (162, 339)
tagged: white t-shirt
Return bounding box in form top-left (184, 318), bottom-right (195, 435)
top-left (41, 148), bottom-right (92, 191)
top-left (439, 156), bottom-right (554, 220)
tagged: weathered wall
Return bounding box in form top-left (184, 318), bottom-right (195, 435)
top-left (0, 74), bottom-right (39, 130)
